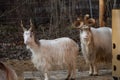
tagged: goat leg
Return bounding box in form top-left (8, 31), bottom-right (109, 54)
top-left (88, 64), bottom-right (93, 76)
top-left (93, 64), bottom-right (98, 76)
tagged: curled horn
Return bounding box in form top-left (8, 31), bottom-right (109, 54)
top-left (29, 19), bottom-right (33, 31)
top-left (73, 18), bottom-right (81, 27)
top-left (87, 18), bottom-right (96, 26)
top-left (73, 21), bottom-right (84, 29)
top-left (84, 14), bottom-right (96, 26)
top-left (21, 20), bottom-right (27, 31)
top-left (84, 14), bottom-right (90, 24)
top-left (73, 17), bottom-right (84, 29)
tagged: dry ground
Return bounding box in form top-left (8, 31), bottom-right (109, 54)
top-left (3, 56), bottom-right (112, 80)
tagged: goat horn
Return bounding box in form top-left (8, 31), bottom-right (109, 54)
top-left (87, 18), bottom-right (96, 26)
top-left (73, 21), bottom-right (84, 29)
top-left (73, 16), bottom-right (84, 29)
top-left (29, 19), bottom-right (33, 31)
top-left (84, 14), bottom-right (90, 24)
top-left (21, 20), bottom-right (27, 31)
top-left (73, 18), bottom-right (80, 27)
top-left (77, 18), bottom-right (80, 21)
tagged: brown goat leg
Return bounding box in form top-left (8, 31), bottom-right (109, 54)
top-left (93, 64), bottom-right (98, 76)
top-left (71, 62), bottom-right (76, 80)
top-left (65, 77), bottom-right (76, 80)
top-left (65, 74), bottom-right (70, 80)
top-left (89, 64), bottom-right (93, 76)
top-left (65, 65), bottom-right (72, 80)
top-left (70, 78), bottom-right (76, 80)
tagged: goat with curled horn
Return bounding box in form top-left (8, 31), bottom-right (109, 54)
top-left (73, 14), bottom-right (112, 76)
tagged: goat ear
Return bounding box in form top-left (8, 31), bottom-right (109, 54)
top-left (29, 19), bottom-right (33, 31)
top-left (87, 18), bottom-right (96, 27)
top-left (21, 20), bottom-right (27, 31)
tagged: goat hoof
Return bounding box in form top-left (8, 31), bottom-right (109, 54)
top-left (93, 74), bottom-right (98, 76)
top-left (65, 78), bottom-right (74, 80)
top-left (70, 78), bottom-right (75, 80)
top-left (65, 78), bottom-right (69, 80)
top-left (89, 73), bottom-right (93, 76)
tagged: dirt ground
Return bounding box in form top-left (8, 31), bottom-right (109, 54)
top-left (3, 56), bottom-right (112, 80)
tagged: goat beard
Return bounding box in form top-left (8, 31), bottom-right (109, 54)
top-left (82, 38), bottom-right (91, 46)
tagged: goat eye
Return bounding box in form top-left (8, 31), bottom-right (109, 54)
top-left (30, 32), bottom-right (33, 37)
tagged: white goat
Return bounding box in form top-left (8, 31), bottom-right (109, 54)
top-left (21, 20), bottom-right (79, 80)
top-left (0, 62), bottom-right (17, 80)
top-left (74, 14), bottom-right (112, 76)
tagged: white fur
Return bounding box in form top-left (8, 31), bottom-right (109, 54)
top-left (23, 31), bottom-right (31, 44)
top-left (23, 30), bottom-right (79, 80)
top-left (80, 27), bottom-right (112, 75)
